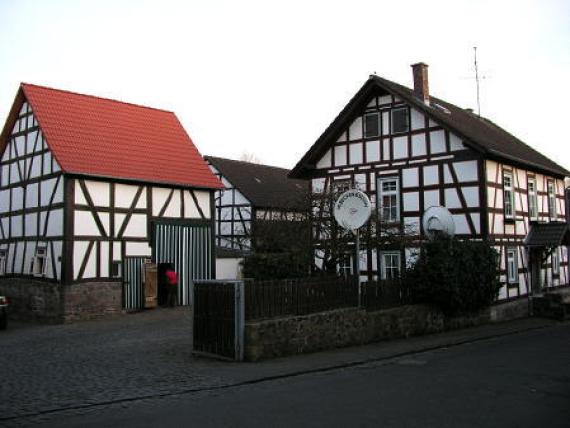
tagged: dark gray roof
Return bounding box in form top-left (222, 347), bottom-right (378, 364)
top-left (524, 222), bottom-right (570, 247)
top-left (206, 156), bottom-right (308, 212)
top-left (290, 75), bottom-right (569, 179)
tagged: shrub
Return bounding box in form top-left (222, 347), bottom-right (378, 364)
top-left (406, 237), bottom-right (500, 315)
top-left (241, 252), bottom-right (310, 280)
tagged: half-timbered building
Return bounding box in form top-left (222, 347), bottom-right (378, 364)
top-left (206, 156), bottom-right (308, 278)
top-left (0, 83), bottom-right (222, 321)
top-left (290, 63), bottom-right (570, 301)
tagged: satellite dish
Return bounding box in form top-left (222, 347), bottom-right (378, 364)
top-left (334, 190), bottom-right (372, 231)
top-left (422, 206), bottom-right (455, 239)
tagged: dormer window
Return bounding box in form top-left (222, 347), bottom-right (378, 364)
top-left (391, 107), bottom-right (409, 134)
top-left (364, 113), bottom-right (380, 138)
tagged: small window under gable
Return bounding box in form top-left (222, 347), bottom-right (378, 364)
top-left (364, 113), bottom-right (380, 138)
top-left (391, 107), bottom-right (409, 134)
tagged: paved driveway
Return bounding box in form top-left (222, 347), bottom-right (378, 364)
top-left (1, 308), bottom-right (230, 421)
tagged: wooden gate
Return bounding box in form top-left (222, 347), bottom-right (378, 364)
top-left (193, 280), bottom-right (245, 361)
top-left (123, 256), bottom-right (150, 311)
top-left (153, 221), bottom-right (214, 306)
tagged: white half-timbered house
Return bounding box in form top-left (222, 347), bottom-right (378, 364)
top-left (290, 63), bottom-right (570, 301)
top-left (0, 83), bottom-right (222, 321)
top-left (205, 156), bottom-right (308, 279)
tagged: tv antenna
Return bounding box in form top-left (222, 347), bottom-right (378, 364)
top-left (474, 46), bottom-right (481, 116)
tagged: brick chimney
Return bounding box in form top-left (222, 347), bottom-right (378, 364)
top-left (411, 62), bottom-right (429, 105)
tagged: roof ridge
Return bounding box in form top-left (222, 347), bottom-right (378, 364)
top-left (21, 82), bottom-right (174, 114)
top-left (206, 155), bottom-right (292, 172)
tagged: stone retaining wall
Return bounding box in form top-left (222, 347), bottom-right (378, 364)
top-left (244, 299), bottom-right (531, 361)
top-left (0, 278), bottom-right (123, 323)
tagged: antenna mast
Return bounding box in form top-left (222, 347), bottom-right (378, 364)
top-left (474, 46), bottom-right (481, 116)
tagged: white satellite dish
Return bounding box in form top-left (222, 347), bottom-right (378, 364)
top-left (422, 206), bottom-right (455, 239)
top-left (334, 190), bottom-right (372, 231)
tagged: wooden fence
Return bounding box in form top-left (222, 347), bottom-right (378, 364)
top-left (245, 276), bottom-right (359, 320)
top-left (361, 278), bottom-right (410, 311)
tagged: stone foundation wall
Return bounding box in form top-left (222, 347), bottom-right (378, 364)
top-left (244, 300), bottom-right (532, 362)
top-left (0, 278), bottom-right (64, 323)
top-left (63, 281), bottom-right (123, 322)
top-left (0, 278), bottom-right (123, 323)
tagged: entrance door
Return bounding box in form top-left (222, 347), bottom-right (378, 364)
top-left (529, 250), bottom-right (542, 295)
top-left (152, 221), bottom-right (214, 306)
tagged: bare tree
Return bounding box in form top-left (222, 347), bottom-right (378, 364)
top-left (239, 151), bottom-right (262, 164)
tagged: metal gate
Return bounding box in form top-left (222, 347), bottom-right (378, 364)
top-left (123, 256), bottom-right (149, 311)
top-left (153, 221), bottom-right (214, 306)
top-left (193, 280), bottom-right (245, 361)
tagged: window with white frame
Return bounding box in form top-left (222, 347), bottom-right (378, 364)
top-left (364, 112), bottom-right (380, 138)
top-left (503, 172), bottom-right (515, 219)
top-left (338, 253), bottom-right (353, 277)
top-left (0, 249), bottom-right (6, 276)
top-left (32, 247), bottom-right (48, 277)
top-left (378, 177), bottom-right (400, 223)
top-left (552, 248), bottom-right (560, 276)
top-left (547, 180), bottom-right (557, 220)
top-left (527, 178), bottom-right (538, 221)
top-left (391, 107), bottom-right (409, 134)
top-left (506, 248), bottom-right (518, 284)
top-left (381, 251), bottom-right (401, 279)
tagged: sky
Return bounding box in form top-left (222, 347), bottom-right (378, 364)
top-left (0, 0), bottom-right (569, 171)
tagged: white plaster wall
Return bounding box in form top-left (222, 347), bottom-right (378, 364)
top-left (123, 214), bottom-right (147, 238)
top-left (453, 161), bottom-right (478, 182)
top-left (316, 149), bottom-right (332, 169)
top-left (349, 143), bottom-right (363, 164)
top-left (410, 109), bottom-right (424, 130)
top-left (84, 181), bottom-right (110, 207)
top-left (430, 130), bottom-right (446, 153)
top-left (334, 146), bottom-right (347, 166)
top-left (402, 168), bottom-right (419, 188)
top-left (393, 136), bottom-right (408, 159)
top-left (423, 165), bottom-right (439, 186)
top-left (46, 208), bottom-right (63, 236)
top-left (365, 140), bottom-right (380, 163)
top-left (125, 241), bottom-right (152, 257)
top-left (115, 183), bottom-right (139, 208)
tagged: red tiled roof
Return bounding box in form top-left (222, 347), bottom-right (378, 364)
top-left (13, 83), bottom-right (223, 189)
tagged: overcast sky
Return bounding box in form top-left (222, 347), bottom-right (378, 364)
top-left (1, 0), bottom-right (569, 171)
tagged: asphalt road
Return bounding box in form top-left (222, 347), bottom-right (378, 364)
top-left (29, 322), bottom-right (570, 428)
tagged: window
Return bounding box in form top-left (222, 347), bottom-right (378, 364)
top-left (32, 247), bottom-right (48, 277)
top-left (503, 172), bottom-right (515, 219)
top-left (552, 248), bottom-right (560, 276)
top-left (547, 180), bottom-right (556, 220)
top-left (378, 177), bottom-right (400, 223)
top-left (381, 251), bottom-right (401, 279)
top-left (506, 248), bottom-right (518, 284)
top-left (391, 107), bottom-right (409, 134)
top-left (0, 249), bottom-right (6, 276)
top-left (527, 178), bottom-right (538, 221)
top-left (338, 253), bottom-right (353, 277)
top-left (364, 113), bottom-right (380, 138)
top-left (332, 179), bottom-right (351, 194)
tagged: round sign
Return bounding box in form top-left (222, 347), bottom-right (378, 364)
top-left (333, 190), bottom-right (372, 230)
